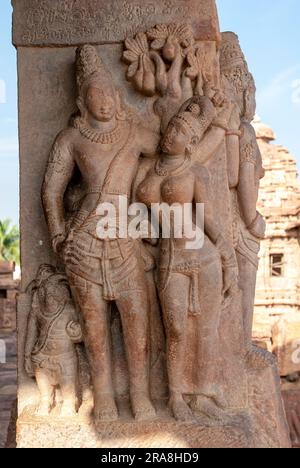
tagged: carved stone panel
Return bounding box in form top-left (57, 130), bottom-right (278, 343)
top-left (12, 0), bottom-right (220, 47)
top-left (13, 0), bottom-right (291, 448)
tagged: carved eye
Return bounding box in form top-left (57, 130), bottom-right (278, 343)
top-left (188, 103), bottom-right (201, 117)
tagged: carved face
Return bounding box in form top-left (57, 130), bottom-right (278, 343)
top-left (163, 37), bottom-right (178, 61)
top-left (161, 120), bottom-right (191, 156)
top-left (42, 283), bottom-right (70, 313)
top-left (85, 84), bottom-right (117, 122)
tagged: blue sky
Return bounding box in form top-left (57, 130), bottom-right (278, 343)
top-left (0, 0), bottom-right (299, 225)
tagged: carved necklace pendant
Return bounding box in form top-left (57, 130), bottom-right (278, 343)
top-left (155, 155), bottom-right (191, 177)
top-left (74, 117), bottom-right (122, 145)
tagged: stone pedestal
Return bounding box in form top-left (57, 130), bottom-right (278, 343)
top-left (16, 395), bottom-right (287, 449)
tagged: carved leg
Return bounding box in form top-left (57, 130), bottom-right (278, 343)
top-left (60, 362), bottom-right (78, 417)
top-left (146, 271), bottom-right (167, 399)
top-left (160, 273), bottom-right (195, 422)
top-left (192, 260), bottom-right (228, 419)
top-left (69, 276), bottom-right (118, 422)
top-left (35, 369), bottom-right (55, 417)
top-left (116, 288), bottom-right (156, 421)
top-left (237, 253), bottom-right (257, 346)
top-left (236, 253), bottom-right (272, 369)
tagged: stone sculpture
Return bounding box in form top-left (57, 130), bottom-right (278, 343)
top-left (137, 95), bottom-right (238, 421)
top-left (220, 33), bottom-right (266, 357)
top-left (42, 45), bottom-right (158, 422)
top-left (24, 265), bottom-right (82, 417)
top-left (13, 0), bottom-right (291, 448)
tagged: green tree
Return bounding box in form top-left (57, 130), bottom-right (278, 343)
top-left (0, 219), bottom-right (20, 265)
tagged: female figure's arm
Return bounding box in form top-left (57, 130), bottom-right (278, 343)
top-left (237, 123), bottom-right (266, 239)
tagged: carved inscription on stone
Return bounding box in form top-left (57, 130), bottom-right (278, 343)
top-left (12, 0), bottom-right (220, 46)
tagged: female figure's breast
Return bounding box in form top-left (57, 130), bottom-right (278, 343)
top-left (137, 172), bottom-right (162, 207)
top-left (161, 173), bottom-right (194, 205)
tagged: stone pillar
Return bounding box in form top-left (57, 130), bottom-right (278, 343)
top-left (12, 0), bottom-right (291, 448)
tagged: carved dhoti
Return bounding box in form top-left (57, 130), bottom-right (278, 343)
top-left (31, 350), bottom-right (77, 384)
top-left (65, 229), bottom-right (146, 301)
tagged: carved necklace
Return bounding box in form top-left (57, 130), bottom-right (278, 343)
top-left (155, 154), bottom-right (191, 177)
top-left (74, 117), bottom-right (122, 145)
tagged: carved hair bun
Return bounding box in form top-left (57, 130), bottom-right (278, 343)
top-left (76, 45), bottom-right (112, 93)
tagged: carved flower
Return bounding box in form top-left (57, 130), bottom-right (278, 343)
top-left (147, 23), bottom-right (194, 52)
top-left (186, 46), bottom-right (213, 83)
top-left (123, 32), bottom-right (153, 79)
top-left (123, 32), bottom-right (156, 96)
top-left (186, 46), bottom-right (213, 94)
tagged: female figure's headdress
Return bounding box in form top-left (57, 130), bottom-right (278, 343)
top-left (169, 95), bottom-right (216, 140)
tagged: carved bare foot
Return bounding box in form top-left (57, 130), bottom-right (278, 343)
top-left (191, 395), bottom-right (226, 421)
top-left (194, 384), bottom-right (227, 410)
top-left (60, 402), bottom-right (77, 417)
top-left (131, 392), bottom-right (156, 421)
top-left (94, 394), bottom-right (118, 422)
top-left (169, 395), bottom-right (195, 422)
top-left (36, 399), bottom-right (52, 417)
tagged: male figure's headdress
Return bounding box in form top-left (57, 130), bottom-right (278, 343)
top-left (220, 32), bottom-right (247, 72)
top-left (76, 45), bottom-right (113, 95)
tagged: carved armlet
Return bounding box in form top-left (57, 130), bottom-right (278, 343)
top-left (246, 211), bottom-right (265, 240)
top-left (240, 142), bottom-right (257, 166)
top-left (226, 129), bottom-right (242, 137)
top-left (211, 121), bottom-right (229, 132)
top-left (211, 122), bottom-right (242, 137)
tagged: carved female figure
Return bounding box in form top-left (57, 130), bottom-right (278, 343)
top-left (137, 97), bottom-right (238, 421)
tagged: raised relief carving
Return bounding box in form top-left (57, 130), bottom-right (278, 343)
top-left (42, 45), bottom-right (159, 423)
top-left (137, 95), bottom-right (238, 422)
top-left (220, 33), bottom-right (268, 366)
top-left (123, 23), bottom-right (222, 134)
top-left (25, 265), bottom-right (82, 417)
top-left (124, 23), bottom-right (205, 131)
top-left (12, 0), bottom-right (291, 447)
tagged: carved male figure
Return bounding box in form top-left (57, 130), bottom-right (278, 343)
top-left (220, 33), bottom-right (267, 361)
top-left (42, 45), bottom-right (159, 422)
top-left (25, 265), bottom-right (82, 417)
top-left (137, 96), bottom-right (238, 421)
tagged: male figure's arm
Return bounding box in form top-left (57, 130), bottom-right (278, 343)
top-left (24, 293), bottom-right (38, 377)
top-left (42, 131), bottom-right (75, 253)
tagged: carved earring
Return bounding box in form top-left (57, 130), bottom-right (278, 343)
top-left (115, 91), bottom-right (126, 121)
top-left (186, 144), bottom-right (192, 156)
top-left (186, 136), bottom-right (199, 155)
top-left (76, 97), bottom-right (86, 119)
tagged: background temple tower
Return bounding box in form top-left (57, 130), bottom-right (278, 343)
top-left (253, 116), bottom-right (300, 378)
